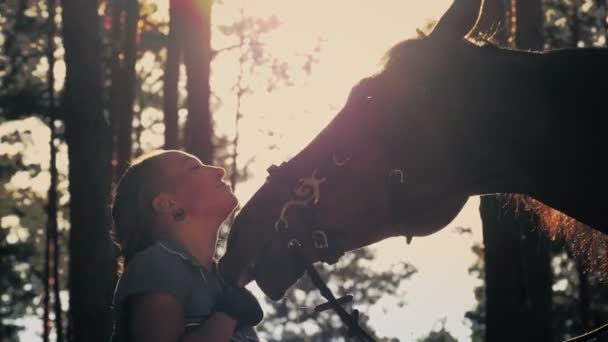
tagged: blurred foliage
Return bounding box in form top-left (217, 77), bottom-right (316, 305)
top-left (0, 0), bottom-right (69, 338)
top-left (0, 121), bottom-right (70, 340)
top-left (464, 242), bottom-right (485, 342)
top-left (417, 318), bottom-right (459, 342)
top-left (0, 144), bottom-right (38, 341)
top-left (0, 227), bottom-right (35, 342)
top-left (0, 0), bottom-right (56, 121)
top-left (550, 246), bottom-right (608, 340)
top-left (543, 0), bottom-right (607, 49)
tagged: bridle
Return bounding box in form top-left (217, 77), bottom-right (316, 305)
top-left (265, 152), bottom-right (407, 342)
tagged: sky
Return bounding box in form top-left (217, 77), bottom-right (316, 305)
top-left (7, 0), bottom-right (489, 340)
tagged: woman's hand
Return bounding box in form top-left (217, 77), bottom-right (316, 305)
top-left (128, 292), bottom-right (238, 342)
top-left (236, 263), bottom-right (255, 287)
top-left (212, 261), bottom-right (262, 326)
top-left (214, 285), bottom-right (264, 327)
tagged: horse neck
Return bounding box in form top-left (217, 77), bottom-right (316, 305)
top-left (456, 46), bottom-right (608, 229)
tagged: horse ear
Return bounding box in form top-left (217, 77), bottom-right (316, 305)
top-left (428, 0), bottom-right (483, 40)
top-left (416, 28), bottom-right (427, 39)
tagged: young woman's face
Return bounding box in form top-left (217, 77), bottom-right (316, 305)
top-left (159, 151), bottom-right (238, 221)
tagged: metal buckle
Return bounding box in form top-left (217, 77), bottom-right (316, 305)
top-left (287, 238), bottom-right (302, 249)
top-left (389, 168), bottom-right (405, 185)
top-left (332, 152), bottom-right (351, 166)
top-left (274, 218), bottom-right (288, 233)
top-left (312, 230), bottom-right (329, 249)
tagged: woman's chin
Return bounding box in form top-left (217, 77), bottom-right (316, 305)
top-left (228, 194), bottom-right (239, 211)
top-left (219, 196), bottom-right (239, 218)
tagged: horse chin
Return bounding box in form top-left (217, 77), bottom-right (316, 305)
top-left (253, 240), bottom-right (308, 300)
top-left (254, 260), bottom-right (305, 301)
top-left (254, 247), bottom-right (347, 300)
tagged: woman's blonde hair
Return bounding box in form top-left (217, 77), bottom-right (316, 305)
top-left (109, 149), bottom-right (174, 272)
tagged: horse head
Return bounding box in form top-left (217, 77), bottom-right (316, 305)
top-left (215, 0), bottom-right (496, 300)
top-left (218, 0), bottom-right (608, 300)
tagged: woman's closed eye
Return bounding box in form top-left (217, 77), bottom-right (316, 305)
top-left (187, 160), bottom-right (201, 170)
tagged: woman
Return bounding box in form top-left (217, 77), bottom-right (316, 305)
top-left (108, 149), bottom-right (263, 342)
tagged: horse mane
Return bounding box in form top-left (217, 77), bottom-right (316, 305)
top-left (507, 194), bottom-right (608, 280)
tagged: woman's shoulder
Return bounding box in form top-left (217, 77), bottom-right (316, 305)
top-left (112, 242), bottom-right (194, 307)
top-left (125, 243), bottom-right (185, 275)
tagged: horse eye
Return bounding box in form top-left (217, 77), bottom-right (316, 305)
top-left (332, 150), bottom-right (351, 166)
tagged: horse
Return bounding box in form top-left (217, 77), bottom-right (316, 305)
top-left (217, 0), bottom-right (608, 309)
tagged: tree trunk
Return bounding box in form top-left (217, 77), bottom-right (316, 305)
top-left (481, 195), bottom-right (523, 342)
top-left (481, 196), bottom-right (552, 342)
top-left (61, 1), bottom-right (115, 342)
top-left (575, 254), bottom-right (593, 332)
top-left (43, 174), bottom-right (51, 342)
top-left (517, 203), bottom-right (553, 341)
top-left (46, 0), bottom-right (64, 340)
top-left (163, 0), bottom-right (181, 149)
top-left (514, 0), bottom-right (544, 49)
top-left (115, 0), bottom-right (139, 177)
top-left (180, 0), bottom-right (214, 163)
top-left (109, 0), bottom-right (124, 180)
top-left (570, 0), bottom-right (581, 48)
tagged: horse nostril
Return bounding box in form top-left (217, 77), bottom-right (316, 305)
top-left (332, 152), bottom-right (351, 166)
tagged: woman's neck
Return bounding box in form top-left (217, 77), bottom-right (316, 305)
top-left (171, 218), bottom-right (220, 268)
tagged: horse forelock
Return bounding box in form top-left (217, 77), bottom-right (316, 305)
top-left (379, 33), bottom-right (501, 74)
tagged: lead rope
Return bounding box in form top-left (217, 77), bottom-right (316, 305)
top-left (563, 322), bottom-right (608, 342)
top-left (274, 219), bottom-right (376, 342)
